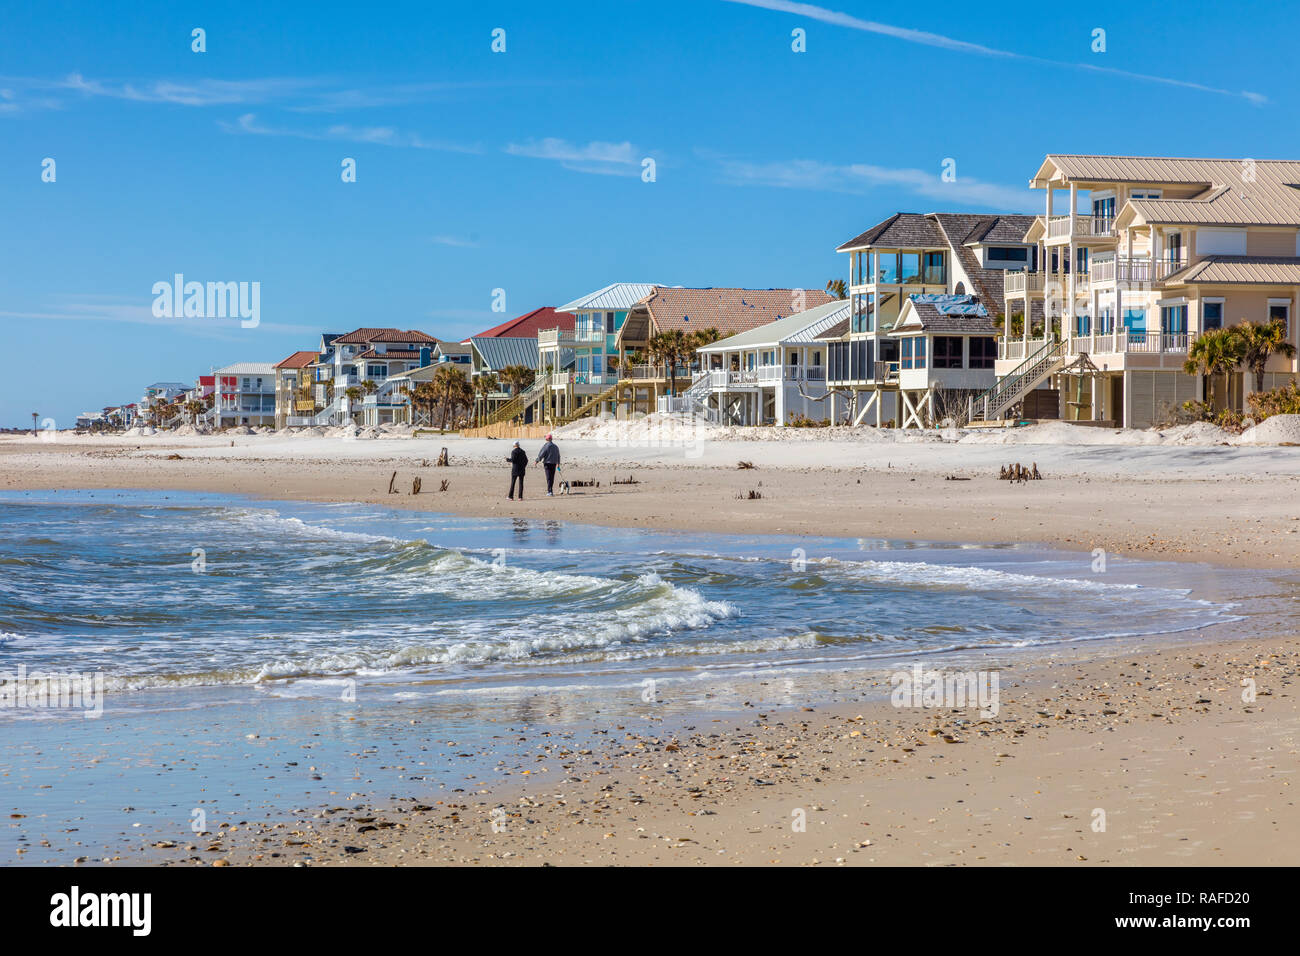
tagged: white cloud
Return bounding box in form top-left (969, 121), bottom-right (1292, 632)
top-left (221, 113), bottom-right (481, 153)
top-left (722, 0), bottom-right (1267, 104)
top-left (505, 137), bottom-right (644, 176)
top-left (716, 156), bottom-right (1033, 210)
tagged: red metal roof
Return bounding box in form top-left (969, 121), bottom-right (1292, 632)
top-left (274, 350), bottom-right (319, 369)
top-left (468, 307), bottom-right (574, 340)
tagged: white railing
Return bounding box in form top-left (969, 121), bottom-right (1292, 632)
top-left (1046, 215), bottom-right (1115, 240)
top-left (1004, 271), bottom-right (1046, 295)
top-left (1089, 255), bottom-right (1188, 285)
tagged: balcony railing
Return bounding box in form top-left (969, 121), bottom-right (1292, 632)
top-left (538, 328), bottom-right (576, 348)
top-left (1089, 255), bottom-right (1188, 285)
top-left (1046, 215), bottom-right (1115, 240)
top-left (999, 337), bottom-right (1049, 361)
top-left (1004, 271), bottom-right (1045, 296)
top-left (708, 366), bottom-right (828, 387)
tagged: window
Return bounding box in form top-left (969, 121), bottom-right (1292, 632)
top-left (1202, 301), bottom-right (1223, 330)
top-left (592, 354), bottom-right (603, 375)
top-left (900, 253), bottom-right (922, 284)
top-left (1092, 196), bottom-right (1115, 221)
top-left (1129, 189), bottom-right (1162, 200)
top-left (852, 293), bottom-right (874, 333)
top-left (854, 251), bottom-right (869, 285)
top-left (969, 337), bottom-right (996, 369)
top-left (915, 337), bottom-right (927, 368)
top-left (933, 336), bottom-right (963, 369)
top-left (1269, 300), bottom-right (1291, 334)
top-left (1124, 308), bottom-right (1147, 335)
top-left (1075, 247), bottom-right (1089, 275)
top-left (1097, 307), bottom-right (1115, 334)
top-left (876, 252), bottom-right (899, 284)
top-left (605, 312), bottom-right (616, 333)
top-left (788, 352), bottom-right (800, 366)
top-left (1075, 313), bottom-right (1091, 337)
top-left (1162, 305), bottom-right (1188, 335)
top-left (900, 337), bottom-right (914, 370)
top-left (1166, 232), bottom-right (1183, 266)
top-left (367, 364), bottom-right (386, 378)
top-left (923, 251), bottom-right (946, 284)
top-left (986, 247), bottom-right (1028, 262)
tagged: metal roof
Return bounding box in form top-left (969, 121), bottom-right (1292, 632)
top-left (557, 282), bottom-right (659, 313)
top-left (469, 336), bottom-right (539, 370)
top-left (698, 300), bottom-right (851, 351)
top-left (1166, 255), bottom-right (1300, 285)
top-left (214, 362), bottom-right (278, 375)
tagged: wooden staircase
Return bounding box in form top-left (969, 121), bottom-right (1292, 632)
top-left (961, 339), bottom-right (1067, 426)
top-left (555, 382), bottom-right (621, 426)
top-left (483, 378), bottom-right (548, 427)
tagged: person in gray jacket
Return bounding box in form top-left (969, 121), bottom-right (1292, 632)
top-left (536, 434), bottom-right (561, 497)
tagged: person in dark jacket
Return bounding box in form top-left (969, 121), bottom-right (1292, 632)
top-left (507, 441), bottom-right (528, 499)
top-left (536, 433), bottom-right (561, 496)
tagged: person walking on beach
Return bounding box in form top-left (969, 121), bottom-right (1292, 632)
top-left (507, 441), bottom-right (528, 500)
top-left (536, 433), bottom-right (561, 497)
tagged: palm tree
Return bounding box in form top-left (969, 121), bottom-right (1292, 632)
top-left (1184, 327), bottom-right (1246, 411)
top-left (184, 400), bottom-right (203, 425)
top-left (649, 329), bottom-right (691, 395)
top-left (825, 279), bottom-right (847, 300)
top-left (412, 381), bottom-right (438, 426)
top-left (686, 327), bottom-right (723, 372)
top-left (31, 412), bottom-right (38, 436)
top-left (472, 371), bottom-right (500, 424)
top-left (1235, 318), bottom-right (1297, 395)
top-left (344, 385), bottom-right (363, 423)
top-left (362, 379), bottom-right (378, 395)
top-left (432, 364), bottom-right (472, 430)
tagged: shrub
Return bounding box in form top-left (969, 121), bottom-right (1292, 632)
top-left (1246, 380), bottom-right (1300, 420)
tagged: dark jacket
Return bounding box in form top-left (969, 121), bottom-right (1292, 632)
top-left (509, 447), bottom-right (528, 476)
top-left (536, 441), bottom-right (560, 466)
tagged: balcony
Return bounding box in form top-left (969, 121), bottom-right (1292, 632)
top-left (1004, 271), bottom-right (1045, 296)
top-left (1089, 255), bottom-right (1188, 286)
top-left (538, 328), bottom-right (576, 348)
top-left (1046, 215), bottom-right (1116, 242)
top-left (999, 337), bottom-right (1050, 362)
top-left (1070, 331), bottom-right (1190, 355)
top-left (575, 328), bottom-right (608, 343)
top-left (706, 366), bottom-right (827, 387)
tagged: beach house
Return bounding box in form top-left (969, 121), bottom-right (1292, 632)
top-left (828, 212), bottom-right (1036, 426)
top-left (988, 155), bottom-right (1300, 428)
top-left (619, 286), bottom-right (834, 419)
top-left (309, 327), bottom-right (439, 426)
top-left (692, 299), bottom-right (849, 425)
top-left (273, 351), bottom-right (319, 428)
top-left (889, 294), bottom-right (999, 427)
top-left (552, 282), bottom-right (658, 420)
top-left (211, 363), bottom-right (277, 428)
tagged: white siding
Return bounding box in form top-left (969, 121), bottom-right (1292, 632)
top-left (1196, 228), bottom-right (1247, 256)
top-left (1127, 371), bottom-right (1199, 428)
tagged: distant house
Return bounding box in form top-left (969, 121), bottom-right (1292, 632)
top-left (468, 306), bottom-right (574, 340)
top-left (694, 299), bottom-right (849, 425)
top-left (889, 294), bottom-right (998, 427)
top-left (273, 351), bottom-right (319, 428)
top-left (314, 327), bottom-right (439, 425)
top-left (617, 286), bottom-right (833, 417)
top-left (212, 363), bottom-right (277, 428)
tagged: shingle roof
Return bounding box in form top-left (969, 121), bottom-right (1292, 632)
top-left (470, 336), bottom-right (539, 370)
top-left (640, 287), bottom-right (835, 336)
top-left (470, 306), bottom-right (575, 339)
top-left (557, 283), bottom-right (659, 313)
top-left (434, 340), bottom-right (472, 356)
top-left (1167, 255), bottom-right (1300, 285)
top-left (893, 294), bottom-right (995, 335)
top-left (964, 214), bottom-right (1037, 244)
top-left (698, 300), bottom-right (852, 351)
top-left (354, 348), bottom-right (424, 360)
top-left (274, 350), bottom-right (319, 370)
top-left (836, 213), bottom-right (945, 252)
top-left (333, 327), bottom-right (438, 345)
top-left (931, 214), bottom-right (1017, 311)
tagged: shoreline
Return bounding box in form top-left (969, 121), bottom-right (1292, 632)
top-left (4, 433), bottom-right (1300, 570)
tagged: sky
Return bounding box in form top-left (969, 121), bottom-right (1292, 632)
top-left (0, 0), bottom-right (1292, 425)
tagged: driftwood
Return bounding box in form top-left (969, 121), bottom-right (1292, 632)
top-left (439, 479), bottom-right (450, 492)
top-left (736, 489), bottom-right (763, 500)
top-left (436, 447), bottom-right (450, 467)
top-left (999, 462), bottom-right (1043, 483)
top-left (612, 475), bottom-right (639, 485)
top-left (737, 460), bottom-right (756, 470)
top-left (387, 471), bottom-right (398, 494)
top-left (944, 475), bottom-right (970, 481)
top-left (411, 477), bottom-right (421, 495)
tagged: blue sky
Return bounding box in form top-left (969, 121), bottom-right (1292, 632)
top-left (1, 0), bottom-right (1292, 425)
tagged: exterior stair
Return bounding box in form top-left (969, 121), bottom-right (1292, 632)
top-left (555, 382), bottom-right (620, 426)
top-left (961, 339), bottom-right (1067, 425)
top-left (483, 377), bottom-right (548, 426)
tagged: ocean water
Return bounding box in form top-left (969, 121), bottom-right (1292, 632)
top-left (0, 489), bottom-right (1263, 706)
top-left (0, 489), bottom-right (1289, 864)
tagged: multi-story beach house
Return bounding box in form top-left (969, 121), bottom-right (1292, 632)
top-left (692, 299), bottom-right (849, 425)
top-left (990, 154), bottom-right (1300, 428)
top-left (889, 294), bottom-right (1000, 427)
top-left (211, 362), bottom-right (277, 428)
top-left (828, 212), bottom-right (1037, 426)
top-left (623, 287), bottom-right (835, 419)
top-left (551, 282), bottom-right (658, 419)
top-left (309, 327), bottom-right (439, 426)
top-left (138, 382), bottom-right (188, 425)
top-left (273, 351), bottom-right (319, 428)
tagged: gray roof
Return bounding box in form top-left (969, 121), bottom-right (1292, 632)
top-left (699, 300), bottom-right (852, 351)
top-left (215, 362), bottom-right (278, 375)
top-left (836, 213), bottom-right (944, 252)
top-left (557, 282), bottom-right (659, 313)
top-left (470, 336), bottom-right (539, 370)
top-left (433, 340), bottom-right (472, 356)
top-left (892, 294), bottom-right (996, 335)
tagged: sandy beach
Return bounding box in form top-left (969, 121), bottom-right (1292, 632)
top-left (3, 424), bottom-right (1299, 867)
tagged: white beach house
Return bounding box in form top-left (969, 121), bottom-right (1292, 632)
top-left (692, 300), bottom-right (849, 425)
top-left (211, 363), bottom-right (277, 428)
top-left (889, 294), bottom-right (999, 427)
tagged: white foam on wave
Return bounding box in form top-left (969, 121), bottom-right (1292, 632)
top-left (823, 556), bottom-right (1159, 595)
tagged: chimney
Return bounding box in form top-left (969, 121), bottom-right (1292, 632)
top-left (419, 347), bottom-right (431, 367)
